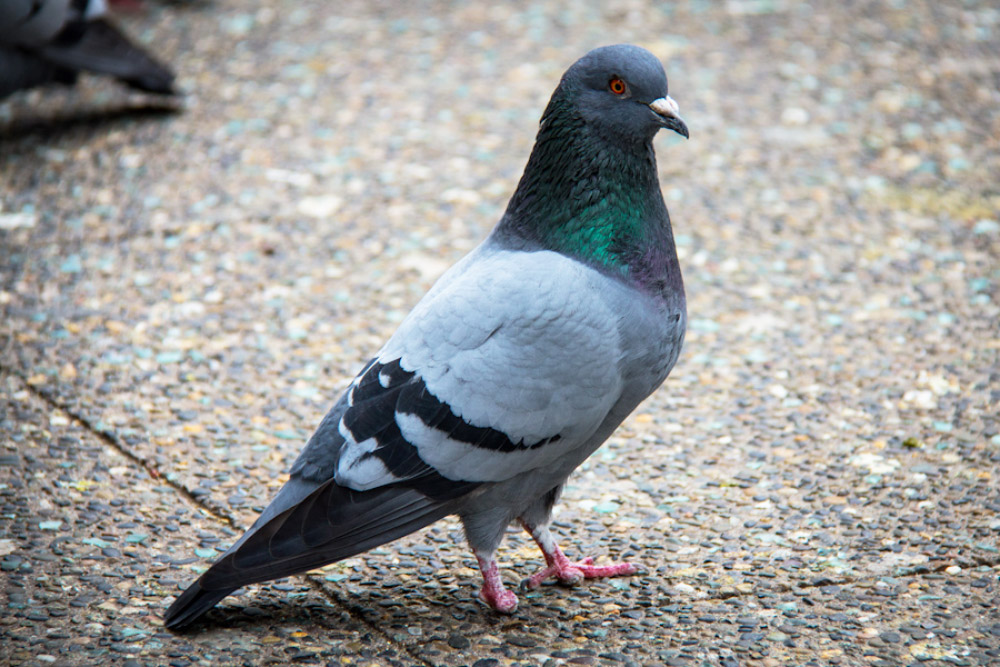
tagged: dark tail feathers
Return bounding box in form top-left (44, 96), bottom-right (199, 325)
top-left (40, 18), bottom-right (175, 94)
top-left (163, 581), bottom-right (236, 630)
top-left (163, 477), bottom-right (478, 630)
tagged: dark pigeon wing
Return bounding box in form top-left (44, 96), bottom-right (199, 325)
top-left (39, 18), bottom-right (174, 94)
top-left (0, 48), bottom-right (76, 99)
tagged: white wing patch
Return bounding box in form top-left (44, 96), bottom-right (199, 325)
top-left (334, 419), bottom-right (395, 490)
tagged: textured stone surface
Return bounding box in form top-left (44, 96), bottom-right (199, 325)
top-left (1, 1), bottom-right (998, 665)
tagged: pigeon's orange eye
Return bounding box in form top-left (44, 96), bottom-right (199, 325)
top-left (609, 78), bottom-right (627, 95)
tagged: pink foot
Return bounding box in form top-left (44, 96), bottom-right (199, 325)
top-left (479, 583), bottom-right (518, 613)
top-left (517, 519), bottom-right (638, 590)
top-left (476, 554), bottom-right (519, 613)
top-left (525, 553), bottom-right (638, 589)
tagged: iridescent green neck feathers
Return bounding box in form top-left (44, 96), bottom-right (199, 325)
top-left (495, 96), bottom-right (679, 293)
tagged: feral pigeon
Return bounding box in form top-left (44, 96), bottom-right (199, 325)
top-left (164, 43), bottom-right (689, 629)
top-left (0, 0), bottom-right (174, 99)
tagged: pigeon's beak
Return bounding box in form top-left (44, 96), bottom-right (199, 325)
top-left (649, 96), bottom-right (689, 139)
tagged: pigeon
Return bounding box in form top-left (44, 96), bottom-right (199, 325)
top-left (164, 43), bottom-right (689, 629)
top-left (0, 0), bottom-right (175, 99)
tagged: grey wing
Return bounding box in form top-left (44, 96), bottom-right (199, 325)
top-left (336, 247), bottom-right (628, 490)
top-left (237, 354), bottom-right (493, 535)
top-left (163, 370), bottom-right (481, 629)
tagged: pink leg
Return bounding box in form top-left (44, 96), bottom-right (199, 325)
top-left (475, 553), bottom-right (518, 613)
top-left (521, 520), bottom-right (638, 589)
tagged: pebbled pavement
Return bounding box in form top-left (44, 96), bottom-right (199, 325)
top-left (1, 1), bottom-right (998, 666)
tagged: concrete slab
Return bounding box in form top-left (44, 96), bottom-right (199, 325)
top-left (1, 0), bottom-right (997, 665)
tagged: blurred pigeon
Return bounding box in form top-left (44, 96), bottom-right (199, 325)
top-left (0, 0), bottom-right (174, 99)
top-left (164, 43), bottom-right (689, 629)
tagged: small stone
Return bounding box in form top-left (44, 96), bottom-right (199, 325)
top-left (507, 634), bottom-right (538, 648)
top-left (59, 255), bottom-right (83, 273)
top-left (973, 219), bottom-right (999, 234)
top-left (781, 107), bottom-right (810, 125)
top-left (0, 212), bottom-right (37, 229)
top-left (298, 195), bottom-right (343, 219)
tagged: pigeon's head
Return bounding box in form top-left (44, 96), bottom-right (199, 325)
top-left (556, 44), bottom-right (689, 145)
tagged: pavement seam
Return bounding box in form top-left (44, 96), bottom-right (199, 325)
top-left (4, 368), bottom-right (240, 527)
top-left (5, 369), bottom-right (441, 667)
top-left (300, 576), bottom-right (441, 667)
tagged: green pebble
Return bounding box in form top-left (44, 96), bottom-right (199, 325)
top-left (973, 219), bottom-right (999, 235)
top-left (59, 255), bottom-right (82, 274)
top-left (156, 351), bottom-right (184, 364)
top-left (969, 277), bottom-right (991, 292)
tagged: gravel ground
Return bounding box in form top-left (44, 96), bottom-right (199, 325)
top-left (1, 1), bottom-right (998, 665)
